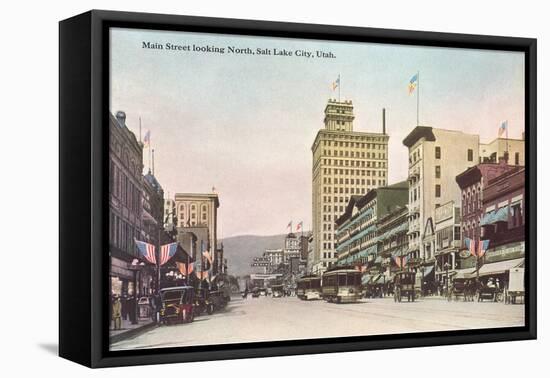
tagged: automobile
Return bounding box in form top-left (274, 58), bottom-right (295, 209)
top-left (209, 290), bottom-right (229, 310)
top-left (251, 288), bottom-right (261, 298)
top-left (159, 286), bottom-right (195, 325)
top-left (271, 284), bottom-right (284, 298)
top-left (194, 288), bottom-right (215, 315)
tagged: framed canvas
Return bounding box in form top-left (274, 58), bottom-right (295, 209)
top-left (59, 10), bottom-right (537, 368)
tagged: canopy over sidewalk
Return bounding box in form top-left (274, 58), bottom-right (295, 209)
top-left (470, 258), bottom-right (524, 278)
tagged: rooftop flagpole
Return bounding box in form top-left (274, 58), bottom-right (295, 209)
top-left (417, 71), bottom-right (420, 126)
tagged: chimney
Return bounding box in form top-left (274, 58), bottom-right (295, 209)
top-left (115, 111), bottom-right (126, 127)
top-left (382, 108), bottom-right (386, 135)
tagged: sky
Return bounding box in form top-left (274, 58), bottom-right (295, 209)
top-left (110, 27), bottom-right (525, 238)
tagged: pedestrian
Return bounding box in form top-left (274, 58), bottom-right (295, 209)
top-left (121, 295), bottom-right (129, 320)
top-left (112, 295), bottom-right (122, 330)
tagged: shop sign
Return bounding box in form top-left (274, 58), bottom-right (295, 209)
top-left (485, 242), bottom-right (524, 262)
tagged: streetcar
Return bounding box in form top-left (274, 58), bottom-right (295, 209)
top-left (296, 275), bottom-right (322, 300)
top-left (321, 268), bottom-right (362, 303)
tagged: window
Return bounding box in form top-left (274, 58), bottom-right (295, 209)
top-left (435, 184), bottom-right (441, 198)
top-left (435, 146), bottom-right (441, 159)
top-left (515, 152), bottom-right (520, 165)
top-left (434, 165), bottom-right (441, 179)
top-left (468, 149), bottom-right (473, 162)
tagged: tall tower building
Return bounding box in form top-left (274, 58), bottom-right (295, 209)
top-left (311, 99), bottom-right (389, 274)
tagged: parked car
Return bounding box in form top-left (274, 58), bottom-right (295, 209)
top-left (159, 286), bottom-right (195, 325)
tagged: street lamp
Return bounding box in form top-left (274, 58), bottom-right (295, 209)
top-left (419, 265), bottom-right (425, 297)
top-left (443, 262), bottom-right (451, 298)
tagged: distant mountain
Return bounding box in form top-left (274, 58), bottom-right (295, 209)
top-left (221, 234), bottom-right (287, 276)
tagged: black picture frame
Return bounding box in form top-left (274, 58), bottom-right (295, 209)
top-left (59, 9), bottom-right (537, 368)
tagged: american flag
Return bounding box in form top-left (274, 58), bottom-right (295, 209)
top-left (478, 240), bottom-right (490, 257)
top-left (465, 237), bottom-right (475, 257)
top-left (159, 242), bottom-right (178, 266)
top-left (202, 250), bottom-right (213, 265)
top-left (135, 239), bottom-right (156, 264)
top-left (296, 221), bottom-right (303, 232)
top-left (176, 262), bottom-right (194, 276)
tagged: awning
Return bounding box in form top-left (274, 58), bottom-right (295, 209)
top-left (453, 268), bottom-right (476, 279)
top-left (374, 255), bottom-right (383, 264)
top-left (480, 211), bottom-right (495, 226)
top-left (492, 206), bottom-right (509, 223)
top-left (475, 258), bottom-right (524, 277)
top-left (422, 265), bottom-right (434, 277)
top-left (362, 274), bottom-right (373, 285)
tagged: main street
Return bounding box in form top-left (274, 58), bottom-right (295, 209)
top-left (111, 296), bottom-right (524, 350)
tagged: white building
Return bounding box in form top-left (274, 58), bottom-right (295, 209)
top-left (403, 126), bottom-right (479, 269)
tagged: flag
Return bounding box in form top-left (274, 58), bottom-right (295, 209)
top-left (465, 237), bottom-right (478, 257)
top-left (176, 262), bottom-right (194, 276)
top-left (498, 120), bottom-right (508, 137)
top-left (478, 240), bottom-right (490, 257)
top-left (159, 242), bottom-right (178, 266)
top-left (408, 73), bottom-right (418, 94)
top-left (143, 130), bottom-right (151, 147)
top-left (394, 255), bottom-right (407, 269)
top-left (202, 250), bottom-right (213, 265)
top-left (195, 271), bottom-right (209, 280)
top-left (332, 76), bottom-right (340, 90)
top-left (176, 261), bottom-right (187, 276)
top-left (296, 221), bottom-right (303, 232)
top-left (135, 239), bottom-right (156, 264)
top-left (287, 221), bottom-right (292, 231)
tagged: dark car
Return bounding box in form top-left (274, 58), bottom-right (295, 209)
top-left (159, 286), bottom-right (195, 325)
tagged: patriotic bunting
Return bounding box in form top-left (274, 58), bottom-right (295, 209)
top-left (135, 239), bottom-right (156, 264)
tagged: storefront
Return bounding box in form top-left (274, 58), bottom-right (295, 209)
top-left (468, 241), bottom-right (525, 288)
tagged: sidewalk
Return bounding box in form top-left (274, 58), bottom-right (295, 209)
top-left (109, 317), bottom-right (157, 344)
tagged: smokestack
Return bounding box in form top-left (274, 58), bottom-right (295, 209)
top-left (382, 108), bottom-right (386, 135)
top-left (115, 111), bottom-right (126, 127)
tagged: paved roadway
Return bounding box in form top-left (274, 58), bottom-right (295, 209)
top-left (110, 295), bottom-right (525, 351)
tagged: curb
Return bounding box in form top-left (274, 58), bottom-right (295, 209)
top-left (110, 321), bottom-right (158, 344)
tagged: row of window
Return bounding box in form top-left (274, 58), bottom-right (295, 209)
top-left (324, 187), bottom-right (367, 196)
top-left (323, 177), bottom-right (386, 186)
top-left (322, 149), bottom-right (387, 159)
top-left (320, 159), bottom-right (387, 169)
top-left (109, 212), bottom-right (139, 254)
top-left (410, 147), bottom-right (474, 164)
top-left (322, 168), bottom-right (387, 177)
top-left (109, 161), bottom-right (141, 214)
top-left (321, 139), bottom-right (386, 147)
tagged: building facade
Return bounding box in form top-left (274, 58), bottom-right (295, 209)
top-left (335, 181), bottom-right (408, 268)
top-left (311, 99), bottom-right (389, 273)
top-left (403, 127), bottom-right (479, 278)
top-left (456, 160), bottom-right (518, 251)
top-left (163, 198), bottom-right (176, 228)
top-left (175, 193), bottom-right (221, 274)
top-left (433, 201), bottom-right (461, 288)
top-left (376, 206), bottom-right (409, 280)
top-left (479, 137), bottom-right (525, 166)
top-left (477, 167), bottom-right (525, 285)
top-left (108, 111), bottom-right (144, 297)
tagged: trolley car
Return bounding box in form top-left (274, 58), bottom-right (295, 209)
top-left (321, 268), bottom-right (362, 303)
top-left (296, 275), bottom-right (322, 300)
